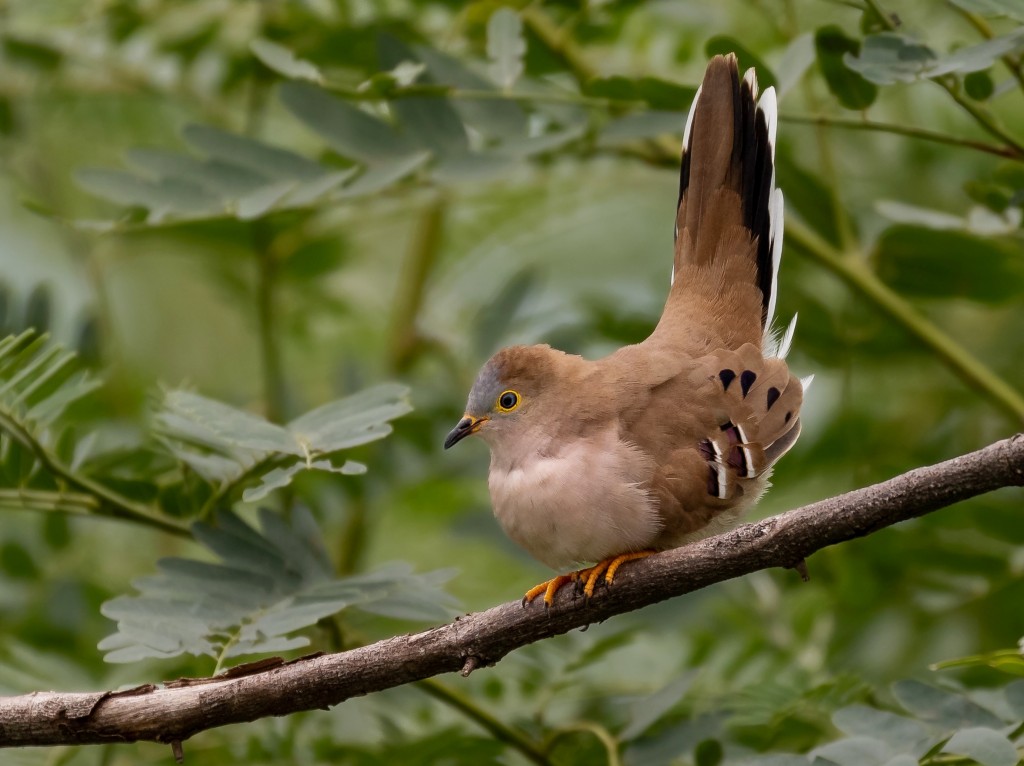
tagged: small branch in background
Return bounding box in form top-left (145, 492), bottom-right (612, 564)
top-left (1, 435), bottom-right (1021, 748)
top-left (785, 218), bottom-right (1024, 425)
top-left (0, 412), bottom-right (192, 538)
top-left (388, 194), bottom-right (447, 373)
top-left (336, 487), bottom-right (369, 575)
top-left (415, 679), bottom-right (553, 766)
top-left (782, 114), bottom-right (1024, 160)
top-left (520, 6), bottom-right (598, 84)
top-left (252, 221), bottom-right (288, 423)
top-left (938, 77), bottom-right (1024, 156)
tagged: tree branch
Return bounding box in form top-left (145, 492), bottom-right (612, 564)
top-left (1, 435), bottom-right (1022, 750)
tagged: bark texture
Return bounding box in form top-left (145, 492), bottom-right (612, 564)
top-left (1, 434), bottom-right (1021, 749)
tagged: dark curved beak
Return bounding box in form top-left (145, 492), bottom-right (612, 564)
top-left (444, 414), bottom-right (487, 449)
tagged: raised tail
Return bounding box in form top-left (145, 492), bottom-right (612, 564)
top-left (663, 54), bottom-right (785, 353)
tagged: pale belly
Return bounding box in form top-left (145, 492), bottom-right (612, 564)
top-left (487, 432), bottom-right (662, 570)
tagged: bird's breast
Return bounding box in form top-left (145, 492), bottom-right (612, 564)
top-left (487, 428), bottom-right (662, 570)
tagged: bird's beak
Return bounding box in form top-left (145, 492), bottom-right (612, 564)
top-left (444, 414), bottom-right (487, 449)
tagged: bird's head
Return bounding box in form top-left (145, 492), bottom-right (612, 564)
top-left (444, 344), bottom-right (569, 452)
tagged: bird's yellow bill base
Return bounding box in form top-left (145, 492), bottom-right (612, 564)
top-left (522, 551), bottom-right (657, 607)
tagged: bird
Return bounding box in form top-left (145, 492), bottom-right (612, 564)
top-left (444, 54), bottom-right (807, 607)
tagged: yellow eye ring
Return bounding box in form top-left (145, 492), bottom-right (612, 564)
top-left (496, 390), bottom-right (520, 412)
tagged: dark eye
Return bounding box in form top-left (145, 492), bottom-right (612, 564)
top-left (497, 390), bottom-right (520, 411)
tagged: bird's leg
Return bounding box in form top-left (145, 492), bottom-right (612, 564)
top-left (581, 551), bottom-right (656, 599)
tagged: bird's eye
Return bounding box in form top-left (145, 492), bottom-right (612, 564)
top-left (496, 390), bottom-right (520, 412)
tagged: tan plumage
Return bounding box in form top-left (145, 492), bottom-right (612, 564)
top-left (445, 55), bottom-right (806, 604)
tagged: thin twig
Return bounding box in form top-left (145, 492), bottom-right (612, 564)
top-left (782, 114), bottom-right (1023, 160)
top-left (0, 410), bottom-right (191, 537)
top-left (416, 679), bottom-right (553, 766)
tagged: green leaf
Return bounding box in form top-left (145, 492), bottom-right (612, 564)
top-left (241, 458), bottom-right (366, 502)
top-left (874, 226), bottom-right (1024, 303)
top-left (620, 673), bottom-right (693, 740)
top-left (75, 168), bottom-right (222, 219)
top-left (832, 705), bottom-right (934, 755)
top-left (377, 35), bottom-right (469, 158)
top-left (0, 331), bottom-right (100, 430)
top-left (250, 38), bottom-right (324, 83)
top-left (932, 648), bottom-right (1024, 676)
top-left (776, 32), bottom-right (817, 98)
top-left (815, 26), bottom-right (878, 110)
top-left (1005, 679), bottom-right (1024, 718)
top-left (183, 124), bottom-right (328, 181)
top-left (126, 148), bottom-right (270, 197)
top-left (99, 508), bottom-right (459, 664)
top-left (288, 382), bottom-right (412, 452)
top-left (927, 30), bottom-right (1024, 78)
top-left (891, 681), bottom-right (1005, 730)
top-left (694, 738), bottom-right (723, 766)
top-left (881, 756), bottom-right (918, 766)
top-left (964, 70), bottom-right (995, 100)
top-left (414, 44), bottom-right (529, 140)
top-left (279, 82), bottom-right (419, 164)
top-left (942, 727), bottom-right (1019, 766)
top-left (876, 201), bottom-right (966, 230)
top-left (584, 75), bottom-right (696, 110)
top-left (486, 8), bottom-right (525, 90)
top-left (705, 35), bottom-right (778, 90)
top-left (811, 736), bottom-right (891, 766)
top-left (845, 30), bottom-right (1024, 84)
top-left (599, 111), bottom-right (686, 144)
top-left (338, 152), bottom-right (431, 197)
top-left (844, 33), bottom-right (937, 84)
top-left (0, 542), bottom-right (38, 579)
top-left (156, 383), bottom-right (410, 501)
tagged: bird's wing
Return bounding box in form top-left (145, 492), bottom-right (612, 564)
top-left (619, 343), bottom-right (803, 542)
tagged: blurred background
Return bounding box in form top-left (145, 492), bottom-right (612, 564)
top-left (0, 0), bottom-right (1022, 764)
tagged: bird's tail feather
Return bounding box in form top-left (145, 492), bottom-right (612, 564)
top-left (672, 54), bottom-right (783, 335)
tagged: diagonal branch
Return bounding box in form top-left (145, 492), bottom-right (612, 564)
top-left (1, 435), bottom-right (1022, 750)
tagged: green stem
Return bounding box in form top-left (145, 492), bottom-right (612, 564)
top-left (544, 722), bottom-right (622, 766)
top-left (324, 81), bottom-right (621, 108)
top-left (520, 5), bottom-right (598, 83)
top-left (253, 223), bottom-right (287, 423)
top-left (415, 679), bottom-right (553, 766)
top-left (389, 195), bottom-right (447, 373)
top-left (782, 114), bottom-right (1023, 160)
top-left (0, 411), bottom-right (192, 537)
top-left (938, 77), bottom-right (1024, 155)
top-left (0, 488), bottom-right (98, 515)
top-left (336, 488), bottom-right (368, 575)
top-left (786, 218), bottom-right (1024, 424)
top-left (801, 72), bottom-right (857, 253)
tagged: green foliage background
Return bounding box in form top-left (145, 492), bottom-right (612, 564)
top-left (0, 0), bottom-right (1022, 764)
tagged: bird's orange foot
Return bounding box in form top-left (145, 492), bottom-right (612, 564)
top-left (522, 574), bottom-right (575, 607)
top-left (577, 551), bottom-right (657, 599)
top-left (522, 551), bottom-right (657, 607)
